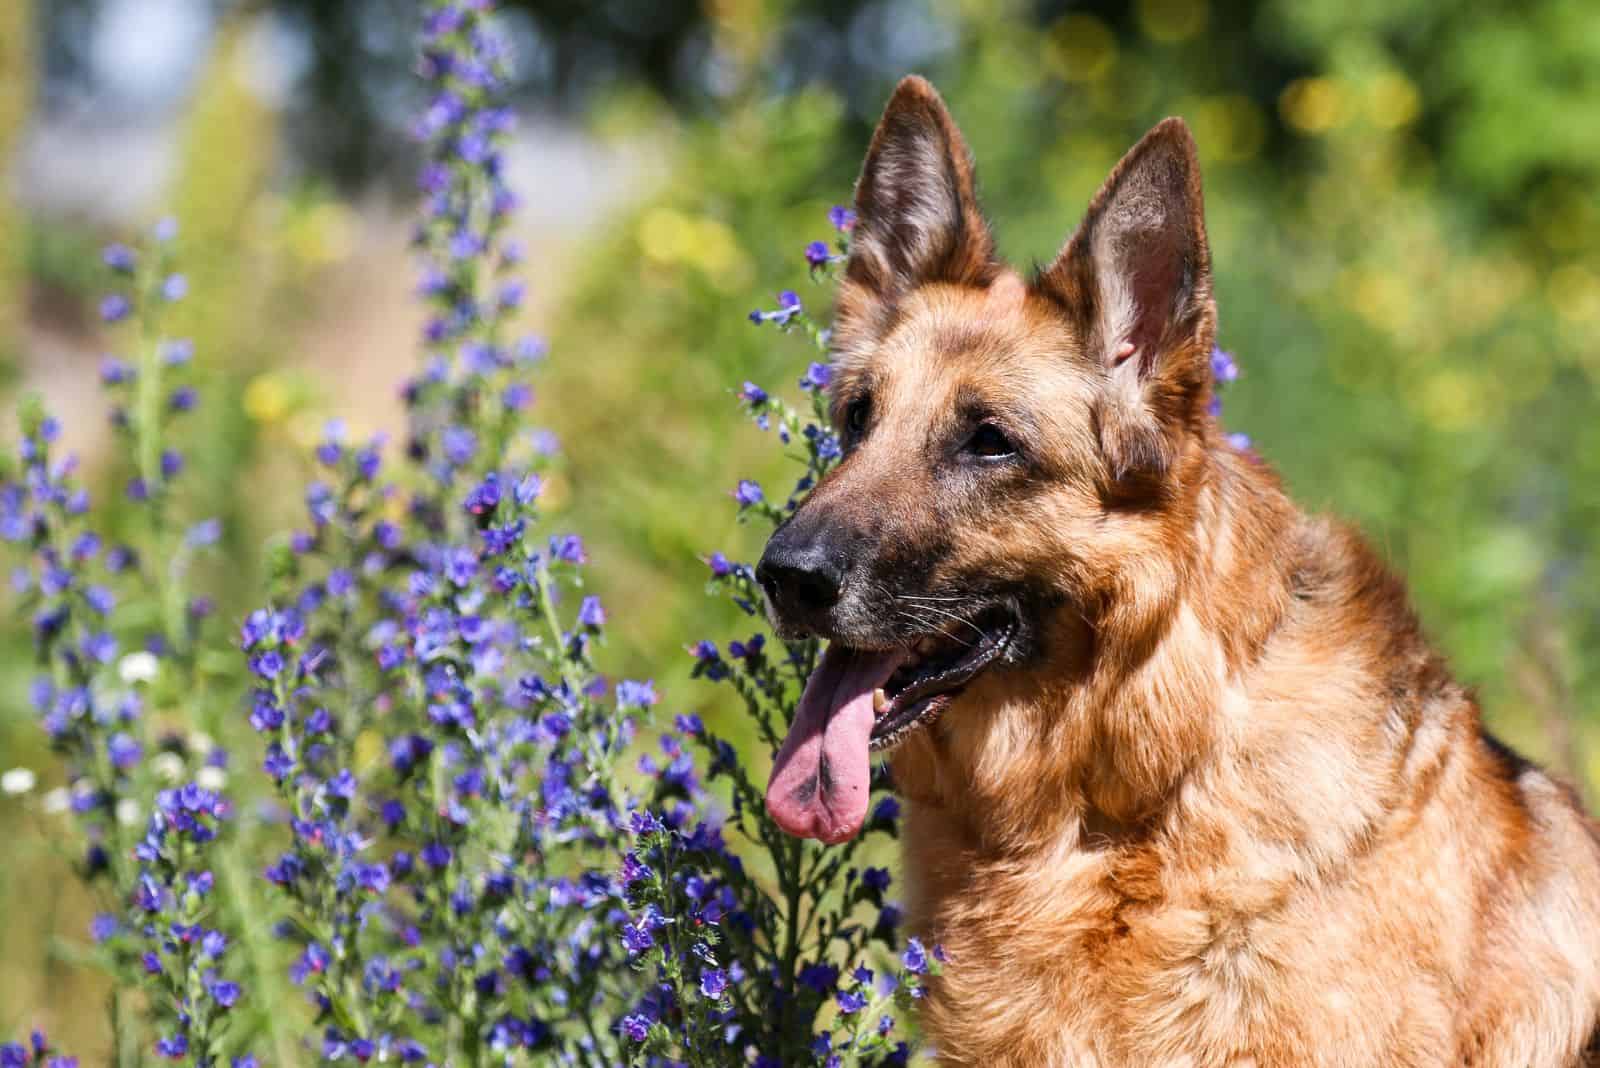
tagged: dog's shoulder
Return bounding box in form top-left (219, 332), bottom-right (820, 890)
top-left (1448, 727), bottom-right (1600, 1065)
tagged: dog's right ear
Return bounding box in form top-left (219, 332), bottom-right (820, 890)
top-left (844, 76), bottom-right (999, 301)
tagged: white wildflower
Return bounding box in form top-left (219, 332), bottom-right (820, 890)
top-left (151, 752), bottom-right (185, 783)
top-left (118, 651), bottom-right (160, 685)
top-left (1, 768), bottom-right (36, 795)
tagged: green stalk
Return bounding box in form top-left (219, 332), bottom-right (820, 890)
top-left (133, 262), bottom-right (190, 656)
top-left (219, 844), bottom-right (298, 1067)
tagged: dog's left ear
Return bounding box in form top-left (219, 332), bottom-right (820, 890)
top-left (1039, 118), bottom-right (1216, 480)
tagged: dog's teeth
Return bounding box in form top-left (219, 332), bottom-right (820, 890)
top-left (873, 688), bottom-right (887, 714)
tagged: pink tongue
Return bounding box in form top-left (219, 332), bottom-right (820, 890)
top-left (766, 644), bottom-right (906, 843)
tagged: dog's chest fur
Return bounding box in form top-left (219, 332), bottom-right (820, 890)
top-left (900, 800), bottom-right (1456, 1065)
top-left (898, 739), bottom-right (1600, 1067)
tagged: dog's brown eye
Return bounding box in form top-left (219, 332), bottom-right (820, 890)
top-left (845, 397), bottom-right (871, 441)
top-left (967, 423), bottom-right (1015, 459)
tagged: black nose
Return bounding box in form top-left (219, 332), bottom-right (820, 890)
top-left (756, 537), bottom-right (845, 627)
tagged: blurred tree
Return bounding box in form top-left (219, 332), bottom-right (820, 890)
top-left (28, 0), bottom-right (1600, 202)
top-left (34, 0), bottom-right (981, 186)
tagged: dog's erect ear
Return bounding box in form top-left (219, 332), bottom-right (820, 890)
top-left (845, 76), bottom-right (998, 299)
top-left (1039, 118), bottom-right (1216, 479)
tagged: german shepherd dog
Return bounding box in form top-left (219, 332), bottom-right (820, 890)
top-left (755, 77), bottom-right (1600, 1066)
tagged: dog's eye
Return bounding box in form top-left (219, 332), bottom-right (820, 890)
top-left (844, 397), bottom-right (871, 441)
top-left (966, 423), bottom-right (1016, 460)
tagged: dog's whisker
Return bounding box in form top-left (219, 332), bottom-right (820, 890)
top-left (891, 608), bottom-right (974, 649)
top-left (897, 603), bottom-right (984, 647)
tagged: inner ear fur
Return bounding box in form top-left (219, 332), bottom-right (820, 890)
top-left (1038, 118), bottom-right (1217, 482)
top-left (844, 75), bottom-right (999, 302)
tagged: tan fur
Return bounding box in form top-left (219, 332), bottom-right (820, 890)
top-left (826, 77), bottom-right (1600, 1067)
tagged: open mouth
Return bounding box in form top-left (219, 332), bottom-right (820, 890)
top-left (867, 601), bottom-right (1018, 750)
top-left (764, 597), bottom-right (1021, 844)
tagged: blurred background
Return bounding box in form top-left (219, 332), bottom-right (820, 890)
top-left (3, 0), bottom-right (1600, 1053)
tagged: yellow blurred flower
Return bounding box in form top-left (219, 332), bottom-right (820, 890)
top-left (638, 207), bottom-right (690, 264)
top-left (244, 373), bottom-right (291, 424)
top-left (1366, 72), bottom-right (1421, 129)
top-left (637, 208), bottom-right (751, 291)
top-left (1280, 77), bottom-right (1347, 134)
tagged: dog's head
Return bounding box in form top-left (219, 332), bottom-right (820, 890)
top-left (757, 76), bottom-right (1220, 842)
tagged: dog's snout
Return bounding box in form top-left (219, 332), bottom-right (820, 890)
top-left (757, 537), bottom-right (845, 627)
